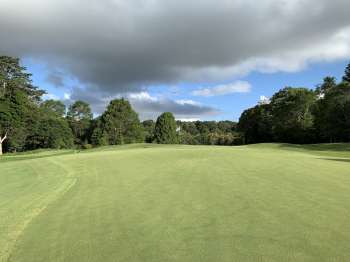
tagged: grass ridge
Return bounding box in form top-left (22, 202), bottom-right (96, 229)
top-left (1, 159), bottom-right (78, 262)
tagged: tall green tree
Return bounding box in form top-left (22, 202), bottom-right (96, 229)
top-left (26, 100), bottom-right (73, 150)
top-left (26, 110), bottom-right (74, 149)
top-left (0, 56), bottom-right (45, 154)
top-left (327, 94), bottom-right (350, 142)
top-left (314, 81), bottom-right (350, 142)
top-left (270, 87), bottom-right (316, 143)
top-left (343, 63), bottom-right (350, 83)
top-left (0, 56), bottom-right (45, 101)
top-left (142, 120), bottom-right (155, 143)
top-left (238, 104), bottom-right (273, 144)
top-left (154, 112), bottom-right (178, 144)
top-left (41, 99), bottom-right (66, 117)
top-left (315, 76), bottom-right (337, 95)
top-left (91, 121), bottom-right (108, 146)
top-left (95, 99), bottom-right (143, 145)
top-left (67, 100), bottom-right (93, 146)
top-left (313, 77), bottom-right (337, 141)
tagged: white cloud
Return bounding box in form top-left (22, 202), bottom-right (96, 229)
top-left (128, 92), bottom-right (157, 102)
top-left (226, 27), bottom-right (350, 77)
top-left (175, 99), bottom-right (201, 106)
top-left (126, 92), bottom-right (219, 119)
top-left (176, 118), bottom-right (201, 122)
top-left (63, 93), bottom-right (71, 100)
top-left (192, 81), bottom-right (252, 97)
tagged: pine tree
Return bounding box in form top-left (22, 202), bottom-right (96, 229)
top-left (98, 99), bottom-right (143, 145)
top-left (0, 56), bottom-right (46, 154)
top-left (154, 112), bottom-right (178, 144)
top-left (343, 63), bottom-right (350, 83)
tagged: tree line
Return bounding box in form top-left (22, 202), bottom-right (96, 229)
top-left (1, 55), bottom-right (350, 154)
top-left (238, 65), bottom-right (350, 144)
top-left (0, 56), bottom-right (241, 154)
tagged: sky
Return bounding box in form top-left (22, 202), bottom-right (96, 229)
top-left (1, 0), bottom-right (350, 121)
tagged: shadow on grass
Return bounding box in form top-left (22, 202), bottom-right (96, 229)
top-left (0, 144), bottom-right (159, 163)
top-left (278, 143), bottom-right (350, 152)
top-left (0, 151), bottom-right (75, 163)
top-left (319, 158), bottom-right (350, 163)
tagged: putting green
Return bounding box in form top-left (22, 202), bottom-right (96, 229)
top-left (1, 144), bottom-right (350, 261)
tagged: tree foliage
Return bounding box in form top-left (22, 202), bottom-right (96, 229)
top-left (239, 71), bottom-right (350, 145)
top-left (142, 120), bottom-right (155, 143)
top-left (0, 56), bottom-right (46, 153)
top-left (1, 55), bottom-right (350, 154)
top-left (0, 56), bottom-right (75, 153)
top-left (154, 112), bottom-right (178, 144)
top-left (26, 111), bottom-right (74, 150)
top-left (314, 81), bottom-right (350, 142)
top-left (238, 104), bottom-right (272, 144)
top-left (67, 100), bottom-right (93, 146)
top-left (93, 99), bottom-right (144, 145)
top-left (176, 120), bottom-right (241, 145)
top-left (343, 63), bottom-right (350, 83)
top-left (41, 99), bottom-right (66, 117)
top-left (0, 56), bottom-right (45, 101)
top-left (270, 87), bottom-right (316, 144)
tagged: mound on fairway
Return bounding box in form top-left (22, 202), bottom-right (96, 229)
top-left (1, 144), bottom-right (350, 262)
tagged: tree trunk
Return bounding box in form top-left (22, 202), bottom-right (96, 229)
top-left (0, 133), bottom-right (7, 155)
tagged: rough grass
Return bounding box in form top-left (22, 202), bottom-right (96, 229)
top-left (1, 144), bottom-right (350, 262)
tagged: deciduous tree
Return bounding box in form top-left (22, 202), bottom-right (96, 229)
top-left (270, 87), bottom-right (316, 144)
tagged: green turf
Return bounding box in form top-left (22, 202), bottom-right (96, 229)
top-left (1, 144), bottom-right (350, 262)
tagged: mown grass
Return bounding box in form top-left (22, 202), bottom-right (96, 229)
top-left (1, 144), bottom-right (350, 262)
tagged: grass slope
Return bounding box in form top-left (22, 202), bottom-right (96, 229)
top-left (1, 144), bottom-right (350, 262)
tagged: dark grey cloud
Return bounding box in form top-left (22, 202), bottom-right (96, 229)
top-left (128, 92), bottom-right (219, 120)
top-left (68, 85), bottom-right (112, 114)
top-left (68, 88), bottom-right (219, 119)
top-left (46, 71), bottom-right (65, 87)
top-left (1, 0), bottom-right (350, 96)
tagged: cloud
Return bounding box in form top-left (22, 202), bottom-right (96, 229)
top-left (192, 81), bottom-right (251, 97)
top-left (1, 0), bottom-right (350, 98)
top-left (1, 0), bottom-right (348, 123)
top-left (128, 92), bottom-right (220, 120)
top-left (68, 86), bottom-right (113, 114)
top-left (63, 93), bottom-right (71, 100)
top-left (67, 89), bottom-right (219, 119)
top-left (128, 92), bottom-right (157, 102)
top-left (46, 71), bottom-right (65, 87)
top-left (176, 118), bottom-right (200, 122)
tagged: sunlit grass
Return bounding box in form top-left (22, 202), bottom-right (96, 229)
top-left (1, 144), bottom-right (350, 261)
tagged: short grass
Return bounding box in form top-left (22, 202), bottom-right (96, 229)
top-left (1, 144), bottom-right (350, 262)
